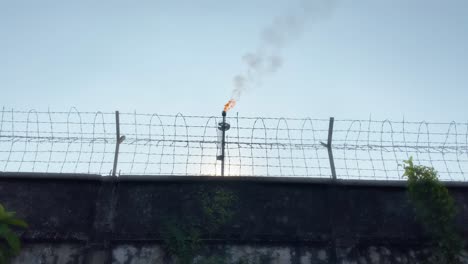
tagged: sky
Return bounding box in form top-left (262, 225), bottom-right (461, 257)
top-left (1, 0), bottom-right (467, 122)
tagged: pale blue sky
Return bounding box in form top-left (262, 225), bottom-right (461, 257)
top-left (1, 0), bottom-right (467, 121)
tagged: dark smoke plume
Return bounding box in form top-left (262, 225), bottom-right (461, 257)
top-left (230, 0), bottom-right (337, 102)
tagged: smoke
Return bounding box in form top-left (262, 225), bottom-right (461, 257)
top-left (230, 0), bottom-right (338, 102)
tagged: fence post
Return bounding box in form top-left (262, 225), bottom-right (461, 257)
top-left (217, 111), bottom-right (230, 176)
top-left (88, 110), bottom-right (121, 263)
top-left (324, 117), bottom-right (337, 181)
top-left (112, 111), bottom-right (120, 177)
top-left (325, 117), bottom-right (338, 263)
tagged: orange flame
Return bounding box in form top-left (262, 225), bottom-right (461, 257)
top-left (224, 99), bottom-right (236, 112)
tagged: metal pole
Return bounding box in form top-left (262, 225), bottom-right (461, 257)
top-left (221, 111), bottom-right (226, 176)
top-left (322, 117), bottom-right (337, 181)
top-left (112, 111), bottom-right (120, 177)
top-left (325, 117), bottom-right (338, 263)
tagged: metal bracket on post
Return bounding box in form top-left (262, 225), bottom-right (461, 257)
top-left (321, 117), bottom-right (337, 181)
top-left (112, 111), bottom-right (121, 177)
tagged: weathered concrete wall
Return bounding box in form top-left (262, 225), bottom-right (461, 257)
top-left (10, 243), bottom-right (468, 264)
top-left (0, 175), bottom-right (467, 263)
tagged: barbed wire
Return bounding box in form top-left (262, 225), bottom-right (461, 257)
top-left (0, 107), bottom-right (467, 181)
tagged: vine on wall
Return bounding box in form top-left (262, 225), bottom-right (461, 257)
top-left (160, 187), bottom-right (238, 264)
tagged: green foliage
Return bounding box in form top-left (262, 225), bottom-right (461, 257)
top-left (200, 188), bottom-right (237, 235)
top-left (161, 187), bottom-right (237, 264)
top-left (0, 203), bottom-right (28, 264)
top-left (161, 218), bottom-right (201, 264)
top-left (403, 157), bottom-right (464, 264)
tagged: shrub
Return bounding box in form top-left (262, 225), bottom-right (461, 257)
top-left (403, 157), bottom-right (464, 264)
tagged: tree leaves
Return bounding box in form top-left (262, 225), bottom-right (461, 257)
top-left (0, 203), bottom-right (27, 263)
top-left (0, 224), bottom-right (20, 255)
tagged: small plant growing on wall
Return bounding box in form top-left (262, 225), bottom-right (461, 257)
top-left (200, 188), bottom-right (237, 235)
top-left (403, 157), bottom-right (464, 264)
top-left (0, 203), bottom-right (28, 264)
top-left (160, 187), bottom-right (237, 264)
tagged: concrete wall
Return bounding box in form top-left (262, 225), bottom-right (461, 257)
top-left (0, 174), bottom-right (467, 263)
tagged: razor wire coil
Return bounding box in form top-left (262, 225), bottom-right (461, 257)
top-left (0, 107), bottom-right (467, 181)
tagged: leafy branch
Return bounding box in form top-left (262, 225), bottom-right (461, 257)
top-left (0, 203), bottom-right (28, 264)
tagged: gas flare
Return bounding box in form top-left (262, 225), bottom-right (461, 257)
top-left (223, 99), bottom-right (236, 112)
